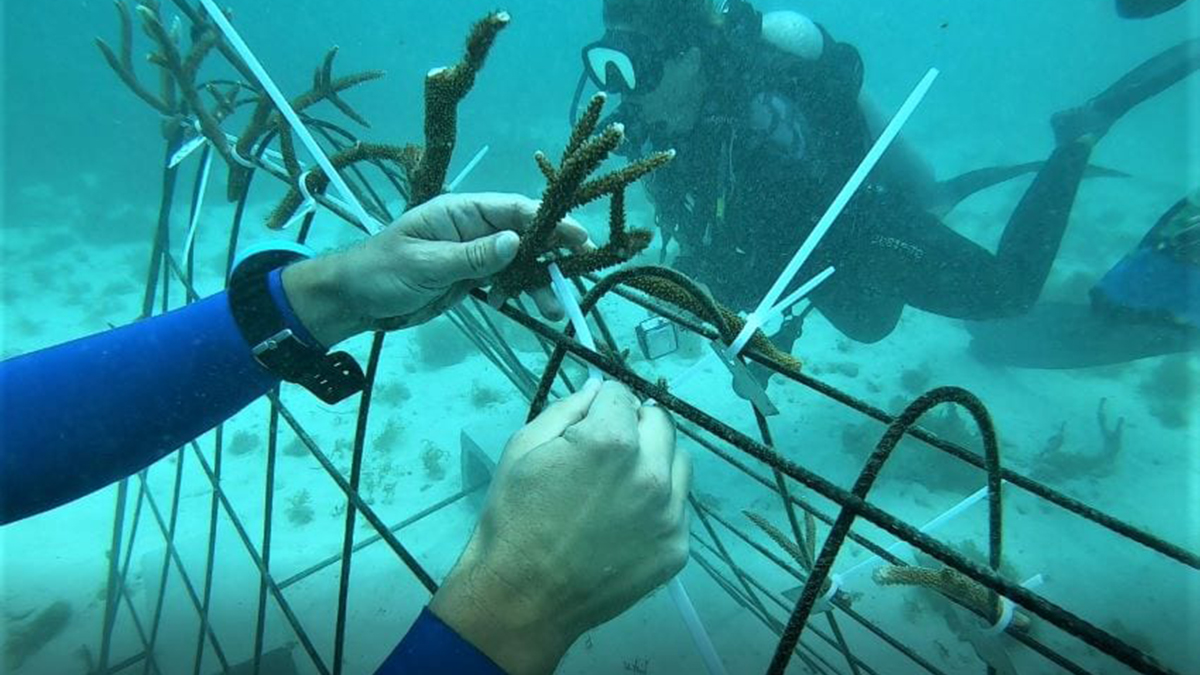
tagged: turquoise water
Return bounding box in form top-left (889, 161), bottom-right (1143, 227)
top-left (2, 2), bottom-right (1198, 674)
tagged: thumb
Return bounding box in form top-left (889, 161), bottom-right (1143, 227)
top-left (451, 230), bottom-right (521, 281)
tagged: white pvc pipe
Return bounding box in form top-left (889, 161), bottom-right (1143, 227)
top-left (738, 68), bottom-right (940, 350)
top-left (197, 0), bottom-right (384, 233)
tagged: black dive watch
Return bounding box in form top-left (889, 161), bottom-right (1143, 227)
top-left (227, 245), bottom-right (365, 404)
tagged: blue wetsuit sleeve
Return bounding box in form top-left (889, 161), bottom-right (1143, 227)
top-left (376, 607), bottom-right (506, 674)
top-left (0, 270), bottom-right (314, 524)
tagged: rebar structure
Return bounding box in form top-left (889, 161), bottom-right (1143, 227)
top-left (82, 3), bottom-right (1196, 675)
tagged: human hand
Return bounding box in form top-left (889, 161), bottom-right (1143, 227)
top-left (281, 192), bottom-right (590, 347)
top-left (430, 381), bottom-right (692, 675)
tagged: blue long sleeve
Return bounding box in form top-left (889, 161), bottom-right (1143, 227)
top-left (377, 608), bottom-right (507, 674)
top-left (0, 287), bottom-right (280, 524)
top-left (0, 271), bottom-right (506, 672)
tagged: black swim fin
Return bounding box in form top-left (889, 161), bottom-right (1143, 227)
top-left (930, 162), bottom-right (1129, 218)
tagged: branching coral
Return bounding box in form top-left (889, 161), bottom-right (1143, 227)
top-left (745, 510), bottom-right (817, 571)
top-left (873, 564), bottom-right (1030, 632)
top-left (409, 12), bottom-right (510, 206)
top-left (492, 92), bottom-right (672, 300)
top-left (96, 1), bottom-right (386, 199)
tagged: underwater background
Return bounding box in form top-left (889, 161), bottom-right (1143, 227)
top-left (2, 1), bottom-right (1198, 674)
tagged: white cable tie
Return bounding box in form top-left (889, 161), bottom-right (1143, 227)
top-left (742, 67), bottom-right (939, 343)
top-left (197, 0), bottom-right (383, 233)
top-left (982, 573), bottom-right (1044, 637)
top-left (840, 485), bottom-right (991, 581)
top-left (812, 573), bottom-right (842, 614)
top-left (280, 170), bottom-right (319, 230)
top-left (727, 265), bottom-right (835, 357)
top-left (669, 578), bottom-right (728, 675)
top-left (548, 263), bottom-right (602, 382)
top-left (181, 149), bottom-right (214, 262)
top-left (229, 144), bottom-right (258, 170)
top-left (448, 145), bottom-right (490, 192)
top-left (169, 134), bottom-right (209, 168)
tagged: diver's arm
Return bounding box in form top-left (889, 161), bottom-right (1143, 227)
top-left (0, 271), bottom-right (307, 525)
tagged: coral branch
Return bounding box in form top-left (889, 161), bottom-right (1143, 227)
top-left (409, 12), bottom-right (510, 206)
top-left (874, 565), bottom-right (1030, 632)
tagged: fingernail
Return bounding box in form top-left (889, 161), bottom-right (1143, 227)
top-left (496, 231), bottom-right (519, 260)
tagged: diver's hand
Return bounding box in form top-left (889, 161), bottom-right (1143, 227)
top-left (431, 381), bottom-right (692, 675)
top-left (281, 192), bottom-right (589, 347)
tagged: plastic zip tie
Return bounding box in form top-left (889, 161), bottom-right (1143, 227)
top-left (548, 263), bottom-right (602, 383)
top-left (739, 67), bottom-right (939, 350)
top-left (197, 0), bottom-right (383, 233)
top-left (181, 148), bottom-right (214, 263)
top-left (668, 578), bottom-right (728, 675)
top-left (281, 170), bottom-right (319, 230)
top-left (223, 133), bottom-right (288, 174)
top-left (812, 573), bottom-right (843, 614)
top-left (982, 573), bottom-right (1045, 637)
top-left (727, 265), bottom-right (834, 357)
top-left (840, 484), bottom-right (991, 581)
top-left (169, 133), bottom-right (209, 168)
top-left (448, 145), bottom-right (490, 192)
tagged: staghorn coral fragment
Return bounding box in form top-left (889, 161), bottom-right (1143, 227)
top-left (873, 564), bottom-right (1030, 632)
top-left (493, 94), bottom-right (675, 301)
top-left (228, 50), bottom-right (386, 200)
top-left (409, 12), bottom-right (510, 206)
top-left (745, 510), bottom-right (814, 571)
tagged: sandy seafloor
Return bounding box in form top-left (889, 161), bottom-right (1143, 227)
top-left (2, 1), bottom-right (1200, 674)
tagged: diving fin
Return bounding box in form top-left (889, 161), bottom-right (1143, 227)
top-left (930, 162), bottom-right (1128, 218)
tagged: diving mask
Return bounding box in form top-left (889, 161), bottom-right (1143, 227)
top-left (581, 30), bottom-right (676, 95)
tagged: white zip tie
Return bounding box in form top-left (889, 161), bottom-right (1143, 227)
top-left (181, 148), bottom-right (214, 263)
top-left (812, 573), bottom-right (843, 614)
top-left (448, 145), bottom-right (490, 192)
top-left (197, 0), bottom-right (383, 233)
top-left (982, 573), bottom-right (1044, 637)
top-left (669, 578), bottom-right (729, 675)
top-left (840, 484), bottom-right (991, 581)
top-left (169, 133), bottom-right (209, 168)
top-left (281, 170), bottom-right (319, 230)
top-left (735, 68), bottom-right (939, 355)
top-left (727, 265), bottom-right (834, 357)
top-left (548, 262), bottom-right (602, 382)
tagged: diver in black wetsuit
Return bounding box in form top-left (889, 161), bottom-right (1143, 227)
top-left (579, 0), bottom-right (1200, 348)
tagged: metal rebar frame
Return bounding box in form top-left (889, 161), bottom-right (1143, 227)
top-left (86, 13), bottom-right (1195, 675)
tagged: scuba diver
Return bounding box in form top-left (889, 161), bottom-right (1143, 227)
top-left (969, 190), bottom-right (1199, 368)
top-left (575, 0), bottom-right (1200, 353)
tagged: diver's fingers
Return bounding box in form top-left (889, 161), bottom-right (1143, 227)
top-left (665, 443), bottom-right (693, 533)
top-left (504, 380), bottom-right (601, 464)
top-left (638, 404), bottom-right (677, 495)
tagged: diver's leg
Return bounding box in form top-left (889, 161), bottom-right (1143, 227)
top-left (1053, 38), bottom-right (1200, 144)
